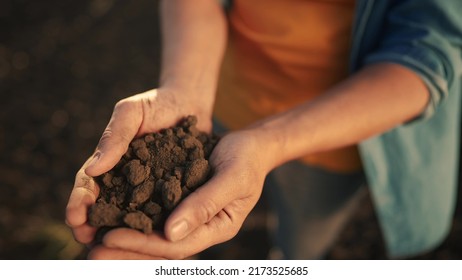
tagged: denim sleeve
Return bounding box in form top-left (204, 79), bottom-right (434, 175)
top-left (362, 0), bottom-right (462, 120)
top-left (217, 0), bottom-right (232, 10)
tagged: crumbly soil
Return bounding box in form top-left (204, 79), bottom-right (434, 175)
top-left (88, 116), bottom-right (218, 234)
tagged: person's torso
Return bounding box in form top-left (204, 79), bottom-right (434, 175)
top-left (214, 0), bottom-right (361, 172)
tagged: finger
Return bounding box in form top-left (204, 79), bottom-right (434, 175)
top-left (163, 169), bottom-right (241, 242)
top-left (70, 223), bottom-right (98, 245)
top-left (103, 209), bottom-right (239, 259)
top-left (85, 99), bottom-right (143, 177)
top-left (66, 167), bottom-right (99, 228)
top-left (88, 245), bottom-right (166, 260)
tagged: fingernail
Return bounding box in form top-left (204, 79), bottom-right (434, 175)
top-left (169, 220), bottom-right (188, 241)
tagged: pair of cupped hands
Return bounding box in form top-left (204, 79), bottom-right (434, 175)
top-left (65, 88), bottom-right (270, 259)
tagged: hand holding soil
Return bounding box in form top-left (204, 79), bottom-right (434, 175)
top-left (88, 115), bottom-right (218, 234)
top-left (66, 89), bottom-right (273, 259)
top-left (88, 130), bottom-right (271, 259)
top-left (66, 89), bottom-right (213, 245)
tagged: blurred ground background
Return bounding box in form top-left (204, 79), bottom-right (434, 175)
top-left (1, 0), bottom-right (461, 260)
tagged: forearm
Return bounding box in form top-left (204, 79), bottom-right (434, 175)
top-left (249, 63), bottom-right (430, 171)
top-left (160, 0), bottom-right (227, 108)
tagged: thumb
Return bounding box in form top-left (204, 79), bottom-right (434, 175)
top-left (85, 100), bottom-right (143, 177)
top-left (164, 170), bottom-right (237, 242)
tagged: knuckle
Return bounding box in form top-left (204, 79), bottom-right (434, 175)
top-left (114, 98), bottom-right (131, 109)
top-left (220, 215), bottom-right (241, 241)
top-left (140, 94), bottom-right (154, 109)
top-left (74, 170), bottom-right (98, 193)
top-left (97, 128), bottom-right (129, 155)
top-left (113, 98), bottom-right (139, 118)
top-left (99, 128), bottom-right (114, 145)
top-left (75, 234), bottom-right (90, 245)
top-left (196, 197), bottom-right (219, 224)
top-left (64, 210), bottom-right (77, 227)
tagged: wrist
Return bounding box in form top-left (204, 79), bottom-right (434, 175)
top-left (156, 86), bottom-right (215, 131)
top-left (240, 124), bottom-right (287, 173)
top-left (160, 76), bottom-right (216, 97)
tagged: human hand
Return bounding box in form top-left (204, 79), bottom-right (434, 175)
top-left (86, 129), bottom-right (274, 259)
top-left (65, 88), bottom-right (213, 246)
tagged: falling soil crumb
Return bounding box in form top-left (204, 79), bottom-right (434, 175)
top-left (88, 115), bottom-right (218, 235)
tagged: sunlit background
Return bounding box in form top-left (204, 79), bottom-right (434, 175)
top-left (1, 0), bottom-right (461, 260)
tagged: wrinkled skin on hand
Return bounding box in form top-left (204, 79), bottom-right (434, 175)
top-left (65, 88), bottom-right (213, 249)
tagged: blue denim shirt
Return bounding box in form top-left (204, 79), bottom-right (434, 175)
top-left (352, 0), bottom-right (462, 257)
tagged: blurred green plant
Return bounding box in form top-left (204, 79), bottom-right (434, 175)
top-left (35, 222), bottom-right (85, 260)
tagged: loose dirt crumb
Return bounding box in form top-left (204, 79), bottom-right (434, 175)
top-left (88, 115), bottom-right (218, 235)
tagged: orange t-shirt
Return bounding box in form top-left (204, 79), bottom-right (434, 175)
top-left (214, 0), bottom-right (362, 173)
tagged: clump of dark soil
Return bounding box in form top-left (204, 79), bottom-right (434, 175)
top-left (88, 116), bottom-right (218, 234)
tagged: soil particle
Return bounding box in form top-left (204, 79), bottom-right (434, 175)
top-left (123, 211), bottom-right (153, 234)
top-left (88, 116), bottom-right (218, 235)
top-left (184, 158), bottom-right (210, 190)
top-left (123, 159), bottom-right (150, 186)
top-left (144, 201), bottom-right (162, 216)
top-left (101, 173), bottom-right (114, 188)
top-left (131, 180), bottom-right (155, 205)
top-left (88, 202), bottom-right (123, 227)
top-left (131, 139), bottom-right (151, 163)
top-left (161, 177), bottom-right (182, 211)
